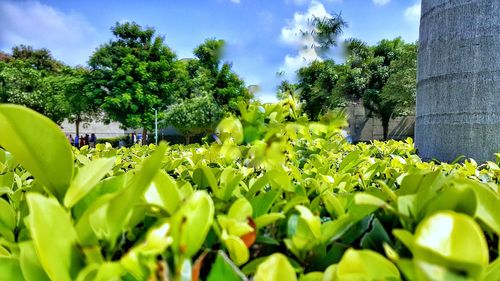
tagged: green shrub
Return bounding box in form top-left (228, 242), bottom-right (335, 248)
top-left (0, 102), bottom-right (499, 281)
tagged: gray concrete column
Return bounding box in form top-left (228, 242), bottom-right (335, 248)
top-left (416, 0), bottom-right (500, 163)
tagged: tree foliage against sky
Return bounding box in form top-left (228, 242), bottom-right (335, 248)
top-left (0, 16), bottom-right (417, 143)
top-left (0, 46), bottom-right (70, 124)
top-left (294, 33), bottom-right (417, 139)
top-left (164, 38), bottom-right (251, 142)
top-left (88, 22), bottom-right (179, 144)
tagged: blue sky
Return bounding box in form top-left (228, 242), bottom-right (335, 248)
top-left (0, 0), bottom-right (421, 102)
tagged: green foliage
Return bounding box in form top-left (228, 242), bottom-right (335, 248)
top-left (0, 58), bottom-right (68, 123)
top-left (1, 102), bottom-right (500, 281)
top-left (88, 21), bottom-right (178, 136)
top-left (297, 60), bottom-right (347, 119)
top-left (164, 39), bottom-right (251, 142)
top-left (164, 95), bottom-right (223, 143)
top-left (295, 37), bottom-right (417, 139)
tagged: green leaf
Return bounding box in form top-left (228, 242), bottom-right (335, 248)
top-left (0, 197), bottom-right (16, 230)
top-left (298, 272), bottom-right (323, 281)
top-left (144, 170), bottom-right (181, 214)
top-left (170, 191), bottom-right (214, 257)
top-left (354, 193), bottom-right (395, 213)
top-left (0, 104), bottom-right (73, 200)
top-left (216, 117), bottom-right (244, 144)
top-left (253, 253), bottom-right (297, 281)
top-left (19, 241), bottom-right (51, 281)
top-left (413, 211), bottom-right (488, 278)
top-left (254, 213), bottom-right (285, 228)
top-left (0, 256), bottom-right (24, 280)
top-left (295, 205), bottom-right (321, 238)
top-left (228, 198), bottom-right (253, 221)
top-left (207, 251), bottom-right (247, 281)
top-left (27, 193), bottom-right (83, 281)
top-left (322, 192), bottom-right (345, 218)
top-left (64, 157), bottom-right (116, 208)
top-left (485, 257), bottom-right (500, 281)
top-left (104, 143), bottom-right (167, 244)
top-left (335, 248), bottom-right (400, 280)
top-left (223, 234), bottom-right (250, 266)
top-left (246, 174), bottom-right (268, 198)
top-left (251, 189), bottom-right (280, 217)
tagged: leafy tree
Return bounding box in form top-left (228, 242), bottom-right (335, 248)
top-left (11, 45), bottom-right (64, 72)
top-left (190, 39), bottom-right (251, 113)
top-left (380, 43), bottom-right (417, 114)
top-left (296, 60), bottom-right (347, 120)
top-left (42, 66), bottom-right (98, 136)
top-left (164, 95), bottom-right (223, 143)
top-left (357, 38), bottom-right (416, 140)
top-left (193, 39), bottom-right (225, 75)
top-left (301, 13), bottom-right (348, 59)
top-left (164, 39), bottom-right (251, 142)
top-left (0, 51), bottom-right (68, 123)
top-left (88, 22), bottom-right (178, 144)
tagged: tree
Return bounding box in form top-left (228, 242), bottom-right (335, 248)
top-left (380, 43), bottom-right (417, 114)
top-left (11, 45), bottom-right (64, 72)
top-left (164, 95), bottom-right (223, 144)
top-left (0, 52), bottom-right (69, 123)
top-left (296, 60), bottom-right (347, 120)
top-left (43, 66), bottom-right (98, 137)
top-left (163, 39), bottom-right (251, 142)
top-left (359, 39), bottom-right (416, 140)
top-left (190, 39), bottom-right (251, 113)
top-left (88, 22), bottom-right (178, 144)
top-left (301, 13), bottom-right (348, 59)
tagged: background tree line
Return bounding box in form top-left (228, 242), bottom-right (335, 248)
top-left (280, 14), bottom-right (417, 140)
top-left (0, 22), bottom-right (250, 144)
top-left (0, 18), bottom-right (417, 143)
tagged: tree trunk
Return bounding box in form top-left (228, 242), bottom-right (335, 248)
top-left (185, 135), bottom-right (191, 145)
top-left (382, 120), bottom-right (389, 141)
top-left (75, 118), bottom-right (80, 140)
top-left (142, 128), bottom-right (148, 145)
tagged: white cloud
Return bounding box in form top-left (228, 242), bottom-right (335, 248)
top-left (279, 0), bottom-right (331, 77)
top-left (373, 0), bottom-right (390, 6)
top-left (404, 3), bottom-right (421, 23)
top-left (0, 0), bottom-right (98, 65)
top-left (230, 0), bottom-right (240, 3)
top-left (285, 0), bottom-right (342, 6)
top-left (284, 0), bottom-right (310, 6)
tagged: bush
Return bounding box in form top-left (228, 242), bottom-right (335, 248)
top-left (0, 103), bottom-right (500, 281)
top-left (96, 135), bottom-right (127, 147)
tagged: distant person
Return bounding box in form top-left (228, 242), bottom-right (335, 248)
top-left (132, 132), bottom-right (137, 144)
top-left (125, 134), bottom-right (131, 146)
top-left (74, 135), bottom-right (79, 148)
top-left (85, 134), bottom-right (90, 146)
top-left (80, 135), bottom-right (85, 147)
top-left (68, 134), bottom-right (74, 145)
top-left (90, 133), bottom-right (97, 148)
top-left (137, 133), bottom-right (142, 144)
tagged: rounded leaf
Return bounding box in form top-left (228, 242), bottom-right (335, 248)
top-left (414, 211), bottom-right (488, 275)
top-left (254, 253), bottom-right (297, 281)
top-left (216, 117), bottom-right (244, 144)
top-left (336, 249), bottom-right (400, 280)
top-left (170, 191), bottom-right (214, 257)
top-left (0, 105), bottom-right (73, 199)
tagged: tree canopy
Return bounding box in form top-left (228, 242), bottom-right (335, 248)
top-left (164, 38), bottom-right (251, 142)
top-left (294, 35), bottom-right (417, 139)
top-left (88, 22), bottom-right (179, 144)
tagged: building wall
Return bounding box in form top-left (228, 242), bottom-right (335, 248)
top-left (346, 104), bottom-right (415, 142)
top-left (60, 120), bottom-right (126, 138)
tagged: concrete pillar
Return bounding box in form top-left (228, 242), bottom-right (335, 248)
top-left (416, 0), bottom-right (500, 162)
